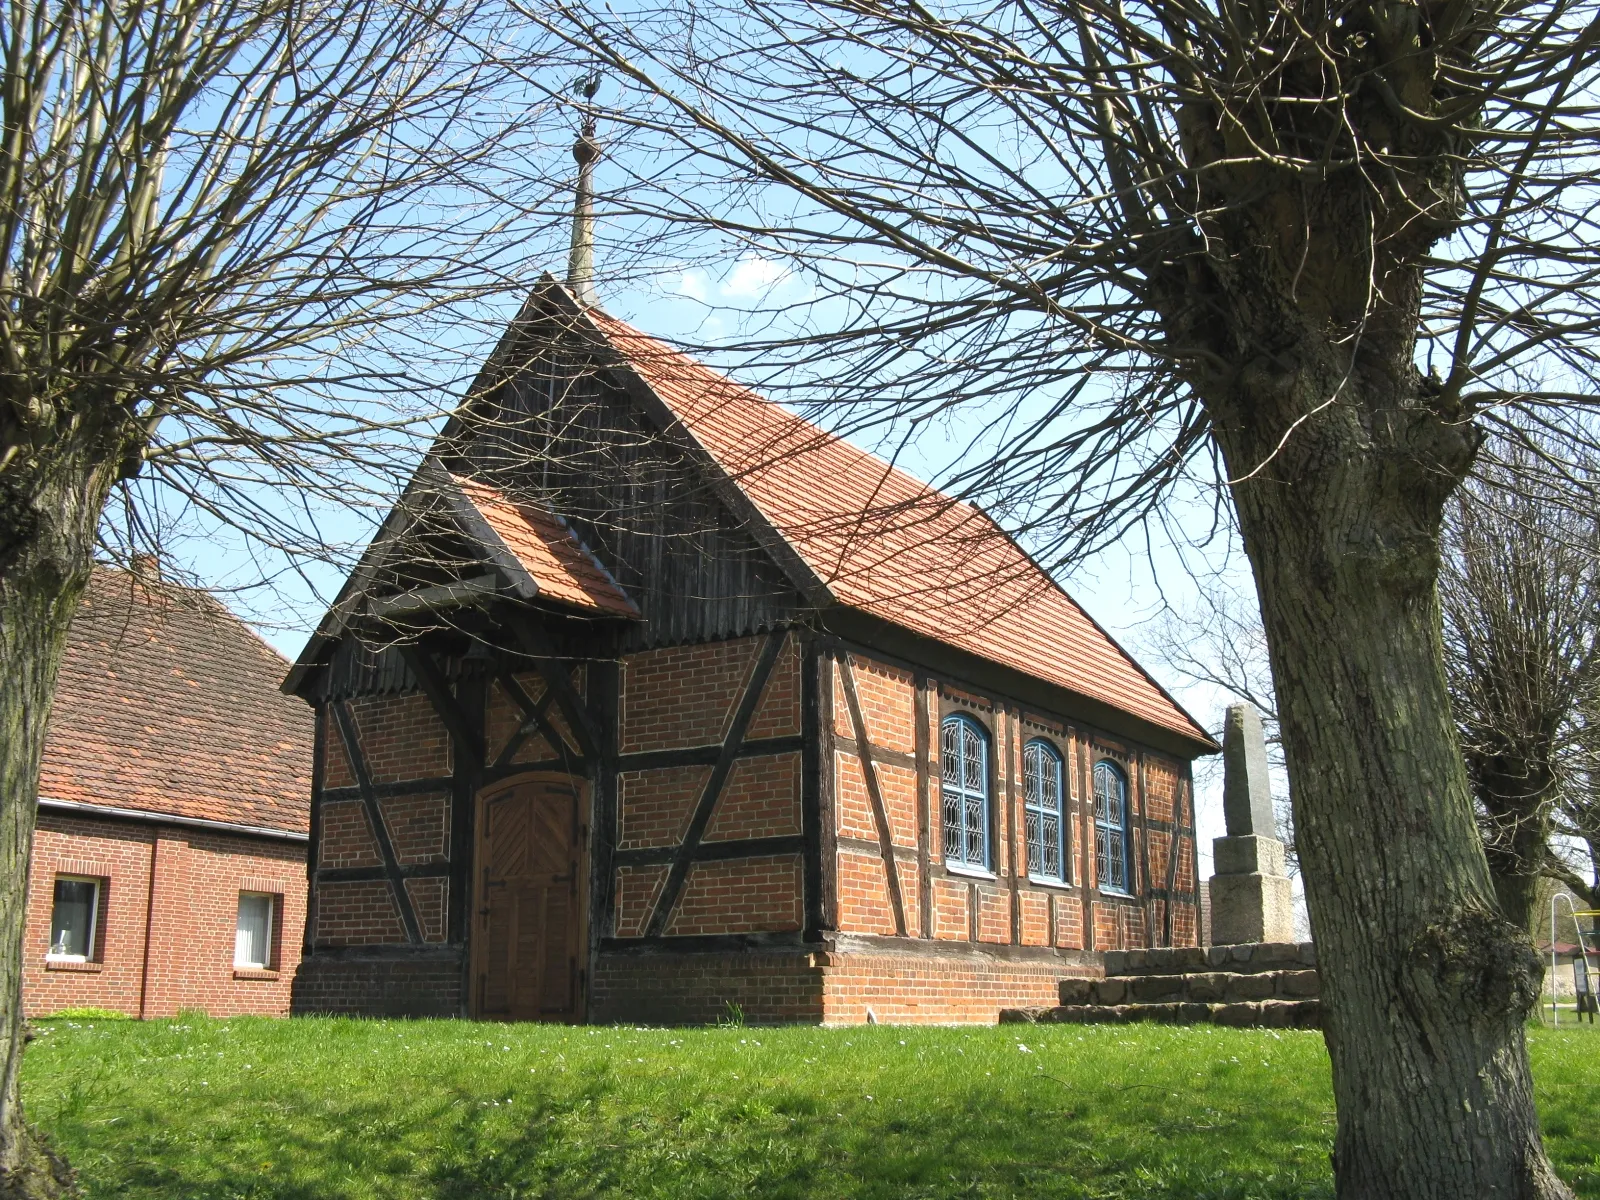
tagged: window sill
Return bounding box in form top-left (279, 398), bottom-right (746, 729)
top-left (1027, 875), bottom-right (1075, 891)
top-left (233, 968), bottom-right (280, 981)
top-left (44, 958), bottom-right (102, 973)
top-left (1096, 888), bottom-right (1135, 899)
top-left (943, 863), bottom-right (997, 881)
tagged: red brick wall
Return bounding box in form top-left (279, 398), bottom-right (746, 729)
top-left (311, 694), bottom-right (455, 949)
top-left (342, 693), bottom-right (451, 783)
top-left (829, 650), bottom-right (1198, 955)
top-left (619, 765), bottom-right (708, 848)
top-left (291, 950), bottom-right (463, 1017)
top-left (666, 855), bottom-right (803, 935)
top-left (819, 950), bottom-right (1093, 1024)
top-left (23, 812), bottom-right (306, 1018)
top-left (613, 633), bottom-right (805, 940)
top-left (620, 639), bottom-right (756, 753)
top-left (590, 951), bottom-right (825, 1024)
top-left (589, 945), bottom-right (1097, 1025)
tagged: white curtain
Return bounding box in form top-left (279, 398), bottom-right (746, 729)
top-left (234, 894), bottom-right (273, 968)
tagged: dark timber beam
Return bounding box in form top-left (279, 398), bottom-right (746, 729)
top-left (398, 646), bottom-right (485, 770)
top-left (495, 669), bottom-right (582, 768)
top-left (643, 629), bottom-right (787, 937)
top-left (800, 634), bottom-right (825, 938)
top-left (913, 672), bottom-right (933, 939)
top-left (837, 653), bottom-right (908, 937)
top-left (331, 700), bottom-right (424, 944)
top-left (617, 735), bottom-right (804, 772)
top-left (614, 834), bottom-right (806, 868)
top-left (503, 612), bottom-right (603, 762)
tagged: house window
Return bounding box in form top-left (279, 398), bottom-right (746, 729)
top-left (234, 893), bottom-right (277, 970)
top-left (1024, 739), bottom-right (1068, 882)
top-left (942, 714), bottom-right (990, 871)
top-left (47, 877), bottom-right (101, 962)
top-left (1094, 759), bottom-right (1131, 894)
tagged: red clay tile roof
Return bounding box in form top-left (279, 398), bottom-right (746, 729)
top-left (586, 307), bottom-right (1210, 748)
top-left (451, 473), bottom-right (640, 617)
top-left (41, 566), bottom-right (313, 834)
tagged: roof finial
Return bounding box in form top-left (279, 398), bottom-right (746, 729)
top-left (567, 75), bottom-right (601, 308)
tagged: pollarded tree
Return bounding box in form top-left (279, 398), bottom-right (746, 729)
top-left (1149, 442), bottom-right (1600, 934)
top-left (0, 3), bottom-right (563, 1194)
top-left (528, 0), bottom-right (1600, 1191)
top-left (1441, 445), bottom-right (1600, 934)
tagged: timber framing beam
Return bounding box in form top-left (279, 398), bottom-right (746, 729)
top-left (503, 612), bottom-right (604, 761)
top-left (837, 653), bottom-right (909, 937)
top-left (494, 669), bottom-right (583, 769)
top-left (331, 700), bottom-right (424, 944)
top-left (643, 629), bottom-right (788, 937)
top-left (617, 735), bottom-right (804, 772)
top-left (614, 834), bottom-right (806, 868)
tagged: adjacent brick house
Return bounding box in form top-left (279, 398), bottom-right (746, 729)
top-left (284, 280), bottom-right (1217, 1024)
top-left (24, 565), bottom-right (313, 1018)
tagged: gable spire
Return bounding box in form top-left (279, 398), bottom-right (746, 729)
top-left (567, 76), bottom-right (601, 307)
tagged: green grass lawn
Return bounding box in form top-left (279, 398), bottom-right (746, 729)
top-left (19, 1015), bottom-right (1599, 1200)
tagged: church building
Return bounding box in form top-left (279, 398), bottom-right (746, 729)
top-left (282, 133), bottom-right (1215, 1023)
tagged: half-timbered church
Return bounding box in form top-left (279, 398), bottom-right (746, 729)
top-left (283, 130), bottom-right (1216, 1024)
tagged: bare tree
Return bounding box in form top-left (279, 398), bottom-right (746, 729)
top-left (0, 2), bottom-right (567, 1193)
top-left (1554, 715), bottom-right (1600, 909)
top-left (1150, 449), bottom-right (1600, 932)
top-left (1441, 445), bottom-right (1600, 934)
top-left (1140, 579), bottom-right (1300, 865)
top-left (519, 0), bottom-right (1600, 1189)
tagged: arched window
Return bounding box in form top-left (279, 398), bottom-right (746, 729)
top-left (1023, 739), bottom-right (1068, 882)
top-left (1093, 759), bottom-right (1131, 894)
top-left (941, 714), bottom-right (990, 870)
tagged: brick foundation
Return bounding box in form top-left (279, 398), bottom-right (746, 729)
top-left (591, 950), bottom-right (826, 1025)
top-left (590, 939), bottom-right (1098, 1026)
top-left (290, 948), bottom-right (465, 1017)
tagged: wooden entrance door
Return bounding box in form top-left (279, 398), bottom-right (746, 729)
top-left (473, 773), bottom-right (586, 1021)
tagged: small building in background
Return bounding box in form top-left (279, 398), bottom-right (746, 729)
top-left (23, 564), bottom-right (312, 1018)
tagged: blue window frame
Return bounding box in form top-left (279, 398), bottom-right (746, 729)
top-left (941, 714), bottom-right (990, 870)
top-left (1023, 739), bottom-right (1068, 882)
top-left (1093, 759), bottom-right (1131, 894)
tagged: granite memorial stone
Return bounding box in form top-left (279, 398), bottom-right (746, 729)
top-left (1209, 704), bottom-right (1295, 944)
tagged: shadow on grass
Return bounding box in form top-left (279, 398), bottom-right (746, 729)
top-left (26, 1021), bottom-right (1596, 1200)
top-left (418, 1067), bottom-right (1335, 1200)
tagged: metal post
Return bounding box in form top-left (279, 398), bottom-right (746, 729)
top-left (1548, 892), bottom-right (1595, 1026)
top-left (1551, 891), bottom-right (1559, 1027)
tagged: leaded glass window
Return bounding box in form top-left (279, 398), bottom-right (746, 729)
top-left (941, 714), bottom-right (990, 870)
top-left (1094, 760), bottom-right (1131, 893)
top-left (1024, 739), bottom-right (1067, 882)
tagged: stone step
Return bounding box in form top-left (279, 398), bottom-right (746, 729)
top-left (1062, 967), bottom-right (1320, 1007)
top-left (1102, 941), bottom-right (1315, 977)
top-left (1001, 998), bottom-right (1321, 1029)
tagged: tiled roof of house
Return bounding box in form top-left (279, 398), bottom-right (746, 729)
top-left (586, 307), bottom-right (1211, 748)
top-left (451, 473), bottom-right (640, 617)
top-left (41, 566), bottom-right (313, 834)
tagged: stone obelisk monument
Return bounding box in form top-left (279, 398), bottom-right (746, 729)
top-left (1209, 704), bottom-right (1294, 944)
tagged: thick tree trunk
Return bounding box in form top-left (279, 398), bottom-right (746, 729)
top-left (0, 467), bottom-right (104, 1199)
top-left (1217, 380), bottom-right (1569, 1198)
top-left (1469, 760), bottom-right (1556, 935)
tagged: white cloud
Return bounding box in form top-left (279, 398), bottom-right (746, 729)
top-left (720, 256), bottom-right (791, 299)
top-left (678, 270), bottom-right (708, 302)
